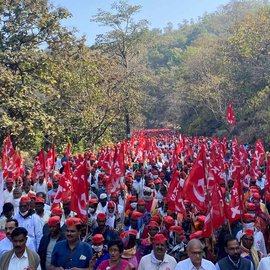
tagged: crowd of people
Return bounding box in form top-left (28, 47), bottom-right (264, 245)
top-left (0, 134), bottom-right (270, 270)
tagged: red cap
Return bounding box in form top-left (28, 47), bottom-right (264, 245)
top-left (190, 230), bottom-right (204, 240)
top-left (152, 234), bottom-right (167, 244)
top-left (97, 213), bottom-right (107, 221)
top-left (35, 197), bottom-right (45, 204)
top-left (47, 182), bottom-right (52, 187)
top-left (6, 178), bottom-right (14, 183)
top-left (108, 201), bottom-right (115, 208)
top-left (98, 173), bottom-right (104, 179)
top-left (20, 196), bottom-right (31, 203)
top-left (53, 174), bottom-right (61, 180)
top-left (246, 203), bottom-right (256, 211)
top-left (48, 216), bottom-right (61, 227)
top-left (148, 221), bottom-right (159, 228)
top-left (135, 171), bottom-right (141, 176)
top-left (169, 225), bottom-right (184, 234)
top-left (89, 198), bottom-right (98, 206)
top-left (51, 207), bottom-right (63, 216)
top-left (253, 192), bottom-right (260, 201)
top-left (137, 198), bottom-right (145, 205)
top-left (92, 234), bottom-right (105, 245)
top-left (66, 218), bottom-right (82, 227)
top-left (164, 216), bottom-right (175, 227)
top-left (151, 215), bottom-right (162, 224)
top-left (243, 229), bottom-right (254, 237)
top-left (197, 215), bottom-right (206, 224)
top-left (121, 229), bottom-right (138, 238)
top-left (50, 194), bottom-right (55, 199)
top-left (125, 176), bottom-right (133, 183)
top-left (243, 213), bottom-right (255, 222)
top-left (28, 193), bottom-right (36, 200)
top-left (131, 211), bottom-right (143, 220)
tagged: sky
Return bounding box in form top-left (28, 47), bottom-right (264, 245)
top-left (51, 0), bottom-right (232, 45)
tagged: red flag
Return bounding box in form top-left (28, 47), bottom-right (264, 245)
top-left (31, 149), bottom-right (45, 181)
top-left (101, 148), bottom-right (113, 173)
top-left (2, 135), bottom-right (15, 178)
top-left (183, 147), bottom-right (207, 211)
top-left (52, 162), bottom-right (72, 208)
top-left (226, 101), bottom-right (236, 126)
top-left (166, 171), bottom-right (186, 215)
top-left (204, 184), bottom-right (226, 237)
top-left (70, 160), bottom-right (89, 219)
top-left (4, 151), bottom-right (24, 179)
top-left (226, 174), bottom-right (244, 223)
top-left (107, 143), bottom-right (125, 194)
top-left (45, 145), bottom-right (55, 179)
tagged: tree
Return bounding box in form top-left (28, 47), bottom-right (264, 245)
top-left (0, 0), bottom-right (70, 150)
top-left (91, 0), bottom-right (149, 140)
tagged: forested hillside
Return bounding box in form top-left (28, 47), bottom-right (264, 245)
top-left (1, 0), bottom-right (270, 155)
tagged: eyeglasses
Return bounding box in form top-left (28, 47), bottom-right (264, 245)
top-left (190, 251), bottom-right (203, 256)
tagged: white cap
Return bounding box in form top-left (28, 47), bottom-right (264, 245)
top-left (100, 193), bottom-right (107, 199)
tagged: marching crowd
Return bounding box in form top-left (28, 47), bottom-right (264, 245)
top-left (1, 134), bottom-right (270, 270)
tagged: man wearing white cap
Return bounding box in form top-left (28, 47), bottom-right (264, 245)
top-left (97, 193), bottom-right (108, 213)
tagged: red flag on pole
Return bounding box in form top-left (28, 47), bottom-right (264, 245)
top-left (226, 101), bottom-right (236, 127)
top-left (183, 147), bottom-right (207, 211)
top-left (31, 149), bottom-right (45, 181)
top-left (2, 135), bottom-right (15, 178)
top-left (107, 143), bottom-right (125, 194)
top-left (4, 151), bottom-right (24, 179)
top-left (166, 171), bottom-right (186, 216)
top-left (204, 184), bottom-right (226, 237)
top-left (45, 145), bottom-right (55, 179)
top-left (52, 162), bottom-right (72, 208)
top-left (70, 160), bottom-right (89, 219)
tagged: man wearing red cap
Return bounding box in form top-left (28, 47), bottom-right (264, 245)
top-left (38, 216), bottom-right (66, 270)
top-left (139, 220), bottom-right (160, 258)
top-left (236, 213), bottom-right (267, 256)
top-left (240, 229), bottom-right (261, 269)
top-left (92, 213), bottom-right (119, 244)
top-left (168, 226), bottom-right (186, 262)
top-left (138, 234), bottom-right (177, 270)
top-left (90, 234), bottom-right (109, 270)
top-left (33, 197), bottom-right (50, 226)
top-left (50, 217), bottom-right (92, 269)
top-left (46, 176), bottom-right (60, 205)
top-left (13, 196), bottom-right (43, 251)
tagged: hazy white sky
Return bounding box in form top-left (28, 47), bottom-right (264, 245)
top-left (52, 0), bottom-right (232, 44)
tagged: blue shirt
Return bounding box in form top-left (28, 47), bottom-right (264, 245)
top-left (51, 240), bottom-right (92, 268)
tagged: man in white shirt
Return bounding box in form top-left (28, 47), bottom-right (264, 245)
top-left (3, 178), bottom-right (14, 203)
top-left (138, 234), bottom-right (177, 270)
top-left (175, 239), bottom-right (216, 270)
top-left (0, 227), bottom-right (41, 270)
top-left (0, 218), bottom-right (36, 259)
top-left (33, 176), bottom-right (47, 194)
top-left (257, 256), bottom-right (270, 270)
top-left (13, 196), bottom-right (43, 251)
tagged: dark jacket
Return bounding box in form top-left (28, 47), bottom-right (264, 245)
top-left (37, 231), bottom-right (66, 270)
top-left (217, 256), bottom-right (252, 270)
